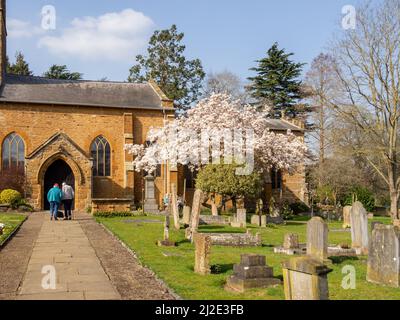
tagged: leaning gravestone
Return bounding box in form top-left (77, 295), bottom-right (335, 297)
top-left (307, 217), bottom-right (328, 262)
top-left (342, 206), bottom-right (352, 229)
top-left (367, 225), bottom-right (400, 287)
top-left (171, 184), bottom-right (180, 230)
top-left (225, 254), bottom-right (281, 292)
top-left (182, 206), bottom-right (191, 225)
top-left (282, 256), bottom-right (332, 300)
top-left (187, 189), bottom-right (203, 241)
top-left (193, 233), bottom-right (211, 275)
top-left (350, 201), bottom-right (369, 255)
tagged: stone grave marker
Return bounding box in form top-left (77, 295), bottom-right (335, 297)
top-left (282, 256), bottom-right (332, 300)
top-left (182, 206), bottom-right (191, 225)
top-left (307, 217), bottom-right (328, 262)
top-left (367, 225), bottom-right (400, 287)
top-left (225, 254), bottom-right (281, 292)
top-left (157, 214), bottom-right (176, 247)
top-left (342, 206), bottom-right (352, 229)
top-left (171, 183), bottom-right (180, 230)
top-left (284, 233), bottom-right (300, 250)
top-left (350, 201), bottom-right (369, 255)
top-left (194, 233), bottom-right (211, 275)
top-left (187, 189), bottom-right (203, 241)
top-left (231, 209), bottom-right (247, 228)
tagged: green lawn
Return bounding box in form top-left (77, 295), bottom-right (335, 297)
top-left (0, 213), bottom-right (27, 246)
top-left (97, 215), bottom-right (400, 300)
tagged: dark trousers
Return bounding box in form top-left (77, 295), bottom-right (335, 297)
top-left (63, 199), bottom-right (73, 218)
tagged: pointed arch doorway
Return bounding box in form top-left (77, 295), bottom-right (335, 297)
top-left (43, 159), bottom-right (75, 210)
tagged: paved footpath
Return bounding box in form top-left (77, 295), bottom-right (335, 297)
top-left (17, 215), bottom-right (121, 300)
top-left (0, 212), bottom-right (176, 300)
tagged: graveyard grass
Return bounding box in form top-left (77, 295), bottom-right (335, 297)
top-left (0, 213), bottom-right (27, 246)
top-left (97, 215), bottom-right (400, 300)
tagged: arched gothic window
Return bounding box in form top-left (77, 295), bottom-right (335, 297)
top-left (90, 136), bottom-right (111, 176)
top-left (2, 133), bottom-right (25, 171)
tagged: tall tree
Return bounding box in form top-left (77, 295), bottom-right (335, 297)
top-left (330, 0), bottom-right (400, 219)
top-left (203, 70), bottom-right (249, 104)
top-left (128, 25), bottom-right (205, 111)
top-left (43, 65), bottom-right (83, 80)
top-left (247, 43), bottom-right (305, 117)
top-left (304, 53), bottom-right (337, 169)
top-left (7, 51), bottom-right (33, 76)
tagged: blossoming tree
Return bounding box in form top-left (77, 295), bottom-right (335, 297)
top-left (125, 93), bottom-right (306, 176)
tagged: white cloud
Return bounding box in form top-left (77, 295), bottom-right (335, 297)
top-left (38, 9), bottom-right (155, 61)
top-left (8, 18), bottom-right (45, 38)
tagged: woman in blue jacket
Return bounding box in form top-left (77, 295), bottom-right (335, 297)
top-left (47, 183), bottom-right (63, 221)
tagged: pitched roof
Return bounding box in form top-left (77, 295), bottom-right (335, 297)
top-left (0, 74), bottom-right (171, 110)
top-left (264, 119), bottom-right (304, 132)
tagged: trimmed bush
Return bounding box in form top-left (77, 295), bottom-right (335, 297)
top-left (93, 211), bottom-right (146, 218)
top-left (0, 189), bottom-right (22, 205)
top-left (289, 202), bottom-right (310, 214)
top-left (343, 186), bottom-right (375, 212)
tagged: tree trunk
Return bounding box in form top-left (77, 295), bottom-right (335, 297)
top-left (389, 188), bottom-right (399, 220)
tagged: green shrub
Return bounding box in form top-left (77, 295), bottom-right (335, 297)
top-left (0, 189), bottom-right (22, 205)
top-left (280, 203), bottom-right (294, 220)
top-left (93, 211), bottom-right (146, 218)
top-left (343, 186), bottom-right (375, 212)
top-left (289, 202), bottom-right (310, 214)
top-left (13, 198), bottom-right (34, 212)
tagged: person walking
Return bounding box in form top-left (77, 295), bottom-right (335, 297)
top-left (47, 183), bottom-right (63, 221)
top-left (62, 182), bottom-right (75, 220)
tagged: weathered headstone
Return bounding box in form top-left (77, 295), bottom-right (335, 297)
top-left (342, 206), bottom-right (352, 229)
top-left (307, 217), bottom-right (328, 261)
top-left (367, 225), bottom-right (400, 287)
top-left (284, 233), bottom-right (300, 250)
top-left (225, 254), bottom-right (281, 292)
top-left (282, 256), bottom-right (332, 300)
top-left (188, 189), bottom-right (203, 241)
top-left (261, 215), bottom-right (267, 227)
top-left (231, 209), bottom-right (247, 228)
top-left (157, 214), bottom-right (176, 247)
top-left (171, 184), bottom-right (180, 230)
top-left (194, 233), bottom-right (211, 275)
top-left (182, 206), bottom-right (191, 225)
top-left (371, 221), bottom-right (383, 231)
top-left (350, 201), bottom-right (369, 255)
top-left (143, 174), bottom-right (159, 213)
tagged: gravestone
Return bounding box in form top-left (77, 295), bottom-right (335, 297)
top-left (350, 201), bottom-right (369, 255)
top-left (187, 189), bottom-right (203, 241)
top-left (157, 214), bottom-right (176, 247)
top-left (144, 174), bottom-right (159, 214)
top-left (225, 254), bottom-right (281, 292)
top-left (182, 206), bottom-right (191, 225)
top-left (284, 233), bottom-right (300, 250)
top-left (307, 217), bottom-right (328, 261)
top-left (371, 221), bottom-right (383, 231)
top-left (251, 215), bottom-right (267, 227)
top-left (367, 225), bottom-right (400, 287)
top-left (231, 209), bottom-right (247, 228)
top-left (194, 233), bottom-right (211, 275)
top-left (282, 256), bottom-right (332, 300)
top-left (342, 206), bottom-right (352, 229)
top-left (171, 184), bottom-right (180, 230)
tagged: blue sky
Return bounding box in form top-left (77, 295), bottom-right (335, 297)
top-left (7, 0), bottom-right (354, 82)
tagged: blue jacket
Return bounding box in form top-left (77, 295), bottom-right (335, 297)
top-left (47, 187), bottom-right (63, 203)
